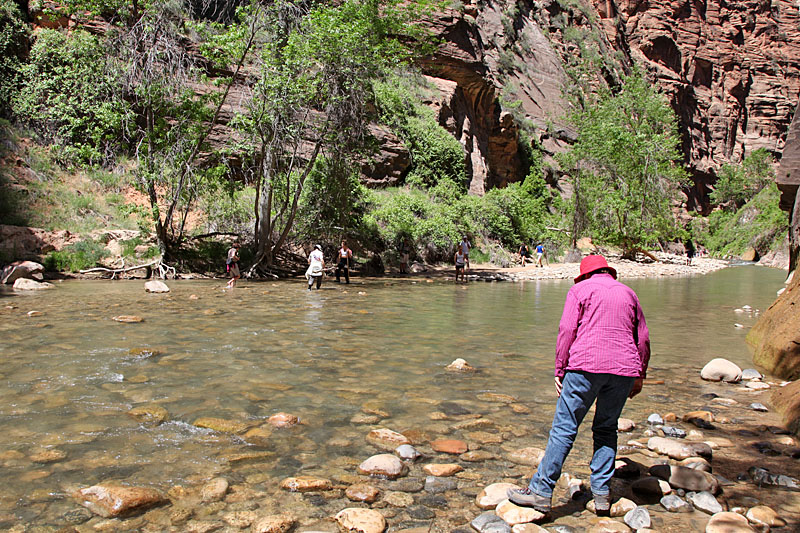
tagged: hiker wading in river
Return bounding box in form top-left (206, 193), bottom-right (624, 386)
top-left (508, 255), bottom-right (650, 516)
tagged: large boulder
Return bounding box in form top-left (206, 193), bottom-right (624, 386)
top-left (1, 261), bottom-right (44, 284)
top-left (12, 278), bottom-right (53, 290)
top-left (771, 380), bottom-right (800, 435)
top-left (700, 359), bottom-right (742, 382)
top-left (649, 464), bottom-right (719, 494)
top-left (144, 280), bottom-right (170, 293)
top-left (747, 273), bottom-right (800, 380)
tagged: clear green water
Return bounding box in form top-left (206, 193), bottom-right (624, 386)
top-left (0, 265), bottom-right (786, 527)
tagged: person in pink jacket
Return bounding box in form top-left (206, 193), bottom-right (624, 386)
top-left (508, 255), bottom-right (650, 516)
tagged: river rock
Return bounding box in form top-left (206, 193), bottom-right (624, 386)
top-left (345, 483), bottom-right (380, 503)
top-left (705, 511), bottom-right (756, 532)
top-left (471, 512), bottom-right (512, 533)
top-left (461, 450), bottom-right (495, 462)
top-left (631, 476), bottom-right (671, 496)
top-left (74, 484), bottom-right (167, 518)
top-left (495, 499), bottom-right (546, 525)
top-left (358, 454), bottom-right (406, 479)
top-left (745, 505), bottom-right (786, 527)
top-left (268, 412), bottom-right (299, 428)
top-left (682, 410), bottom-right (716, 424)
top-left (663, 412), bottom-right (677, 422)
top-left (367, 428), bottom-right (411, 450)
top-left (279, 476), bottom-right (332, 492)
top-left (661, 426), bottom-right (686, 438)
top-left (687, 491), bottom-right (723, 514)
top-left (251, 513), bottom-right (296, 533)
top-left (113, 315), bottom-right (144, 323)
top-left (144, 280), bottom-right (170, 293)
top-left (475, 482), bottom-right (519, 510)
top-left (647, 413), bottom-right (663, 425)
top-left (334, 508), bottom-right (385, 533)
top-left (243, 426), bottom-right (273, 446)
top-left (617, 418), bottom-right (636, 432)
top-left (647, 437), bottom-right (712, 460)
top-left (749, 403), bottom-right (768, 412)
top-left (507, 446), bottom-right (545, 466)
top-left (446, 358), bottom-right (475, 371)
top-left (586, 497), bottom-right (636, 517)
top-left (624, 506), bottom-right (650, 530)
top-left (430, 438), bottom-right (467, 454)
top-left (193, 417), bottom-right (249, 434)
top-left (700, 359), bottom-right (742, 382)
top-left (678, 457), bottom-right (712, 471)
top-left (511, 524), bottom-right (548, 533)
top-left (12, 278), bottom-right (53, 290)
top-left (650, 464), bottom-right (719, 493)
top-left (424, 475), bottom-right (456, 493)
top-left (741, 369), bottom-right (763, 381)
top-left (200, 478), bottom-right (228, 502)
top-left (128, 405), bottom-right (169, 426)
top-left (745, 381), bottom-right (770, 390)
top-left (1, 260), bottom-right (44, 284)
top-left (396, 444), bottom-right (421, 461)
top-left (660, 494), bottom-right (692, 513)
top-left (748, 466), bottom-right (800, 488)
top-left (222, 511), bottom-right (257, 528)
top-left (422, 463), bottom-right (462, 476)
top-left (477, 392), bottom-right (517, 404)
top-left (29, 448), bottom-right (66, 463)
top-left (587, 519), bottom-right (630, 533)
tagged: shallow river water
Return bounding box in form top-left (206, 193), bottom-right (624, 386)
top-left (0, 265), bottom-right (790, 530)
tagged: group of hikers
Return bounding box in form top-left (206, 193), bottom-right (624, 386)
top-left (225, 236), bottom-right (553, 288)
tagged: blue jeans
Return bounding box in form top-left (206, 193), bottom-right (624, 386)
top-left (528, 371), bottom-right (635, 498)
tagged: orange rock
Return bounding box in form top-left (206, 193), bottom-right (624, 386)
top-left (422, 463), bottom-right (463, 476)
top-left (268, 413), bottom-right (299, 428)
top-left (279, 476), bottom-right (332, 492)
top-left (430, 439), bottom-right (468, 454)
top-left (345, 483), bottom-right (381, 503)
top-left (74, 484), bottom-right (167, 518)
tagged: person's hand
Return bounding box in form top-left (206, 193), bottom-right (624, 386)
top-left (628, 377), bottom-right (644, 399)
top-left (554, 376), bottom-right (563, 397)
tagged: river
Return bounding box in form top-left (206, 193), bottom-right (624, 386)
top-left (0, 265), bottom-right (789, 529)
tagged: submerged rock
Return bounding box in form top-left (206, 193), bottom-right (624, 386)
top-left (128, 405), bottom-right (169, 426)
top-left (345, 483), bottom-right (380, 503)
top-left (200, 478), bottom-right (228, 502)
top-left (430, 438), bottom-right (467, 454)
top-left (334, 508), bottom-right (385, 533)
top-left (113, 315), bottom-right (144, 323)
top-left (422, 463), bottom-right (462, 476)
top-left (279, 476), bottom-right (332, 492)
top-left (650, 464), bottom-right (719, 493)
top-left (358, 454), bottom-right (406, 479)
top-left (251, 513), bottom-right (296, 533)
top-left (268, 412), bottom-right (299, 428)
top-left (74, 484), bottom-right (167, 518)
top-left (647, 437), bottom-right (712, 460)
top-left (366, 428), bottom-right (411, 451)
top-left (395, 444), bottom-right (421, 461)
top-left (446, 358), bottom-right (475, 372)
top-left (192, 417), bottom-right (250, 434)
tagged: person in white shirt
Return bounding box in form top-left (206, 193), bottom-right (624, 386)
top-left (454, 248), bottom-right (468, 283)
top-left (306, 244), bottom-right (325, 290)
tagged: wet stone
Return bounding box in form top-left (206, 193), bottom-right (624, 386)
top-left (686, 491), bottom-right (722, 514)
top-left (475, 483), bottom-right (518, 510)
top-left (647, 413), bottom-right (663, 425)
top-left (471, 511), bottom-right (512, 533)
top-left (661, 426), bottom-right (686, 438)
top-left (192, 417), bottom-right (249, 434)
top-left (705, 511), bottom-right (756, 533)
top-left (367, 428), bottom-right (411, 451)
top-left (383, 491), bottom-right (413, 507)
top-left (495, 499), bottom-right (546, 525)
top-left (222, 511), bottom-right (257, 528)
top-left (128, 405), bottom-right (169, 426)
top-left (438, 401), bottom-right (471, 416)
top-left (268, 412), bottom-right (299, 428)
top-left (418, 493), bottom-right (448, 508)
top-left (29, 449), bottom-right (66, 463)
top-left (406, 506), bottom-right (435, 520)
top-left (660, 494), bottom-right (692, 513)
top-left (507, 447), bottom-right (545, 466)
top-left (390, 479), bottom-right (424, 493)
top-left (741, 369), bottom-right (762, 380)
top-left (510, 524), bottom-right (548, 533)
top-left (461, 450), bottom-right (494, 462)
top-left (200, 478), bottom-right (228, 502)
top-left (358, 454), bottom-right (405, 479)
top-left (424, 476), bottom-right (456, 493)
top-left (252, 513), bottom-right (296, 533)
top-left (549, 527), bottom-right (578, 533)
top-left (345, 483), bottom-right (380, 503)
top-left (750, 403), bottom-right (768, 412)
top-left (650, 464), bottom-right (719, 493)
top-left (700, 358), bottom-right (742, 382)
top-left (617, 418), bottom-right (635, 432)
top-left (422, 463), bottom-right (462, 476)
top-left (430, 439), bottom-right (467, 454)
top-left (73, 484), bottom-right (167, 518)
top-left (395, 444), bottom-right (421, 461)
top-left (623, 506), bottom-right (650, 530)
top-left (280, 476), bottom-right (333, 492)
top-left (62, 507), bottom-right (93, 525)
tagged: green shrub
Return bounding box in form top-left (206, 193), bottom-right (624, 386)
top-left (710, 148), bottom-right (774, 210)
top-left (699, 183), bottom-right (788, 257)
top-left (0, 0), bottom-right (27, 119)
top-left (44, 239), bottom-right (108, 272)
top-left (15, 29), bottom-right (130, 165)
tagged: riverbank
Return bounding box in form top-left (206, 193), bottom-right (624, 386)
top-left (395, 253), bottom-right (731, 283)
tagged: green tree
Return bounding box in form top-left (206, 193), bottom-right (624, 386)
top-left (561, 72), bottom-right (686, 257)
top-left (710, 148), bottom-right (774, 210)
top-left (0, 0), bottom-right (28, 119)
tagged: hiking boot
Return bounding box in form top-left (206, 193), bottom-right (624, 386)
top-left (506, 487), bottom-right (551, 513)
top-left (592, 492), bottom-right (610, 516)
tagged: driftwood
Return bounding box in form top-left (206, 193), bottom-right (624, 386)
top-left (79, 257), bottom-right (175, 280)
